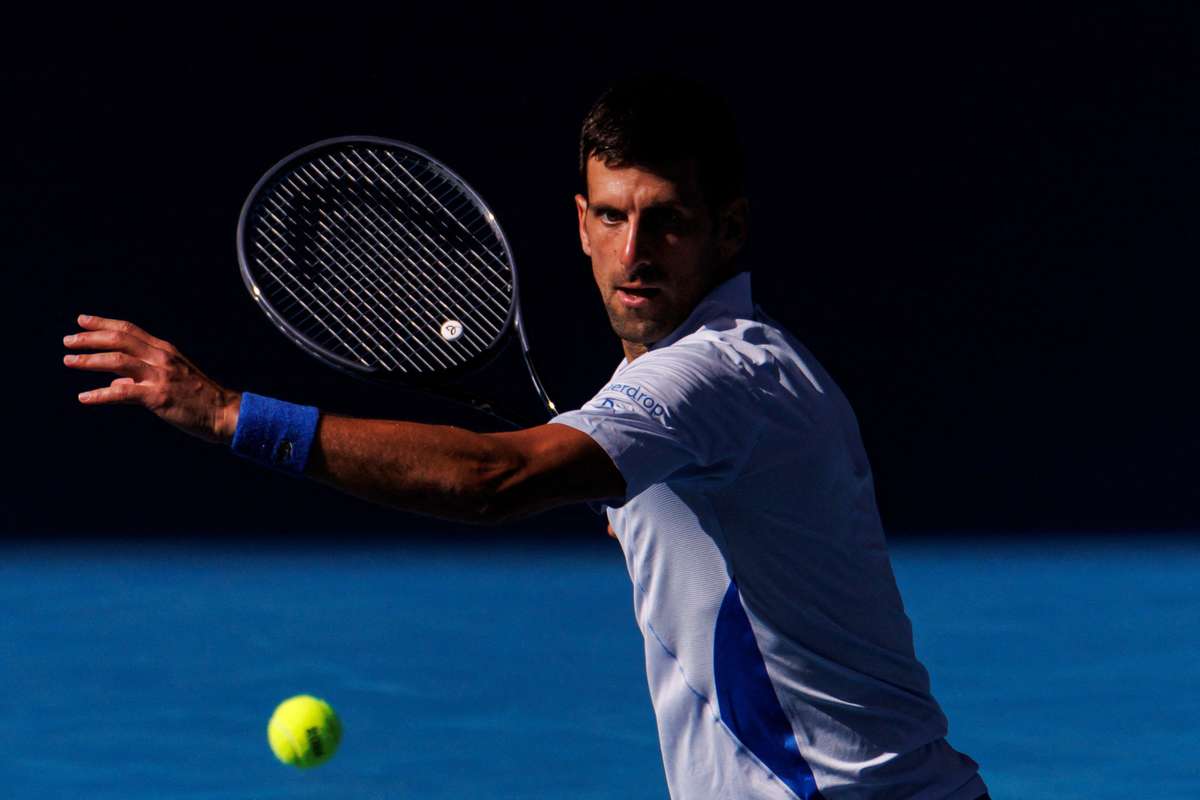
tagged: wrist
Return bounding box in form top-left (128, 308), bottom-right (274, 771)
top-left (229, 392), bottom-right (321, 475)
top-left (215, 391), bottom-right (243, 445)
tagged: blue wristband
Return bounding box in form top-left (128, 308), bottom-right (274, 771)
top-left (230, 391), bottom-right (321, 476)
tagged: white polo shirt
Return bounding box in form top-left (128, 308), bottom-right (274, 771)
top-left (549, 271), bottom-right (986, 800)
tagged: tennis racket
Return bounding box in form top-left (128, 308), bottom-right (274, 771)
top-left (236, 136), bottom-right (557, 427)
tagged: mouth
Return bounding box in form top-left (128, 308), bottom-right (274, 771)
top-left (614, 285), bottom-right (661, 308)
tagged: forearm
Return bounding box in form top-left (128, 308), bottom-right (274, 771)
top-left (226, 392), bottom-right (622, 524)
top-left (305, 413), bottom-right (523, 523)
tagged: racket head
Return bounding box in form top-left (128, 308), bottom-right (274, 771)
top-left (236, 136), bottom-right (522, 387)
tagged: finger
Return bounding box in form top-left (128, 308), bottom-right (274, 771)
top-left (77, 381), bottom-right (147, 405)
top-left (75, 314), bottom-right (175, 352)
top-left (112, 377), bottom-right (135, 386)
top-left (607, 523), bottom-right (617, 539)
top-left (63, 329), bottom-right (166, 365)
top-left (63, 351), bottom-right (157, 381)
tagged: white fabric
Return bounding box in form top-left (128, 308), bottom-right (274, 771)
top-left (549, 272), bottom-right (986, 799)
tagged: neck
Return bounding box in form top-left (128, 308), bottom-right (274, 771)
top-left (622, 340), bottom-right (649, 362)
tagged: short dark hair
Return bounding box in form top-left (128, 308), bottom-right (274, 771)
top-left (579, 74), bottom-right (745, 212)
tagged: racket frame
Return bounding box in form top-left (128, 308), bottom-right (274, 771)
top-left (236, 135), bottom-right (556, 420)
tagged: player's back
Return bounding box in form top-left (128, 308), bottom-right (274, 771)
top-left (704, 310), bottom-right (938, 714)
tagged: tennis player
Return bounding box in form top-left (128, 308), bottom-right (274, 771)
top-left (63, 75), bottom-right (989, 799)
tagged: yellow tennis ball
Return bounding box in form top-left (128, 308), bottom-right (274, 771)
top-left (267, 694), bottom-right (342, 768)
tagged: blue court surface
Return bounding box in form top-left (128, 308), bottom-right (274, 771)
top-left (2, 534), bottom-right (1197, 798)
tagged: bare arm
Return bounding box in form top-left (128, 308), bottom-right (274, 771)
top-left (63, 314), bottom-right (625, 524)
top-left (303, 414), bottom-right (623, 523)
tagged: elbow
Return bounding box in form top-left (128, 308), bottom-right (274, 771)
top-left (470, 502), bottom-right (527, 527)
top-left (460, 446), bottom-right (535, 526)
top-left (471, 479), bottom-right (537, 527)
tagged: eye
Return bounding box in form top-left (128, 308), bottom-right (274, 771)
top-left (598, 209), bottom-right (624, 225)
top-left (644, 208), bottom-right (689, 234)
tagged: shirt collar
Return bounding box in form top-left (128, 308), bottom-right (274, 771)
top-left (646, 269), bottom-right (754, 353)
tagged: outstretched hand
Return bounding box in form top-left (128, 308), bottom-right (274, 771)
top-left (63, 314), bottom-right (242, 445)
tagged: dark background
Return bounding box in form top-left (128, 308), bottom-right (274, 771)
top-left (7, 7), bottom-right (1197, 539)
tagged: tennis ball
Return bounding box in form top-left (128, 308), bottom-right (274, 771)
top-left (267, 694), bottom-right (342, 768)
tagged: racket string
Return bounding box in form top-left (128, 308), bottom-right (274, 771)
top-left (292, 161), bottom-right (501, 356)
top-left (295, 222), bottom-right (432, 371)
top-left (305, 207), bottom-right (459, 370)
top-left (263, 195), bottom-right (421, 366)
top-left (250, 238), bottom-right (389, 368)
top-left (309, 215), bottom-right (450, 371)
top-left (303, 155), bottom-right (507, 326)
top-left (266, 187), bottom-right (450, 372)
top-left (370, 150), bottom-right (512, 286)
top-left (320, 153), bottom-right (511, 322)
top-left (259, 195), bottom-right (415, 370)
top-left (300, 161), bottom-right (506, 363)
top-left (307, 157), bottom-right (505, 328)
top-left (244, 140), bottom-right (517, 376)
top-left (281, 167), bottom-right (478, 368)
top-left (255, 208), bottom-right (414, 371)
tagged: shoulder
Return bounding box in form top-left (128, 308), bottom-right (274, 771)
top-left (640, 311), bottom-right (819, 394)
top-left (572, 325), bottom-right (766, 435)
top-left (617, 331), bottom-right (757, 406)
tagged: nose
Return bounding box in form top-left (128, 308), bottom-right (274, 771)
top-left (619, 215), bottom-right (653, 271)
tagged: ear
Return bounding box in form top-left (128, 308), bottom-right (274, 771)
top-left (575, 193), bottom-right (592, 257)
top-left (717, 197), bottom-right (749, 263)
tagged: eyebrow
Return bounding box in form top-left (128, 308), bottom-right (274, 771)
top-left (589, 200), bottom-right (690, 215)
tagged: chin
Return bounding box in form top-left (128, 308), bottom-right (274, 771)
top-left (608, 316), bottom-right (665, 346)
top-left (605, 298), bottom-right (679, 344)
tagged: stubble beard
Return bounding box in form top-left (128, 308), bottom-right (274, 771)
top-left (604, 295), bottom-right (670, 347)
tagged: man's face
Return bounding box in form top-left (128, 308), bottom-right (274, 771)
top-left (575, 157), bottom-right (746, 359)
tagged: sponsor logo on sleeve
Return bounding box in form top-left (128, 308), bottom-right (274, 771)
top-left (591, 383), bottom-right (666, 418)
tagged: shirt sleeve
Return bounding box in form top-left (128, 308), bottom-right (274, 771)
top-left (548, 340), bottom-right (764, 508)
